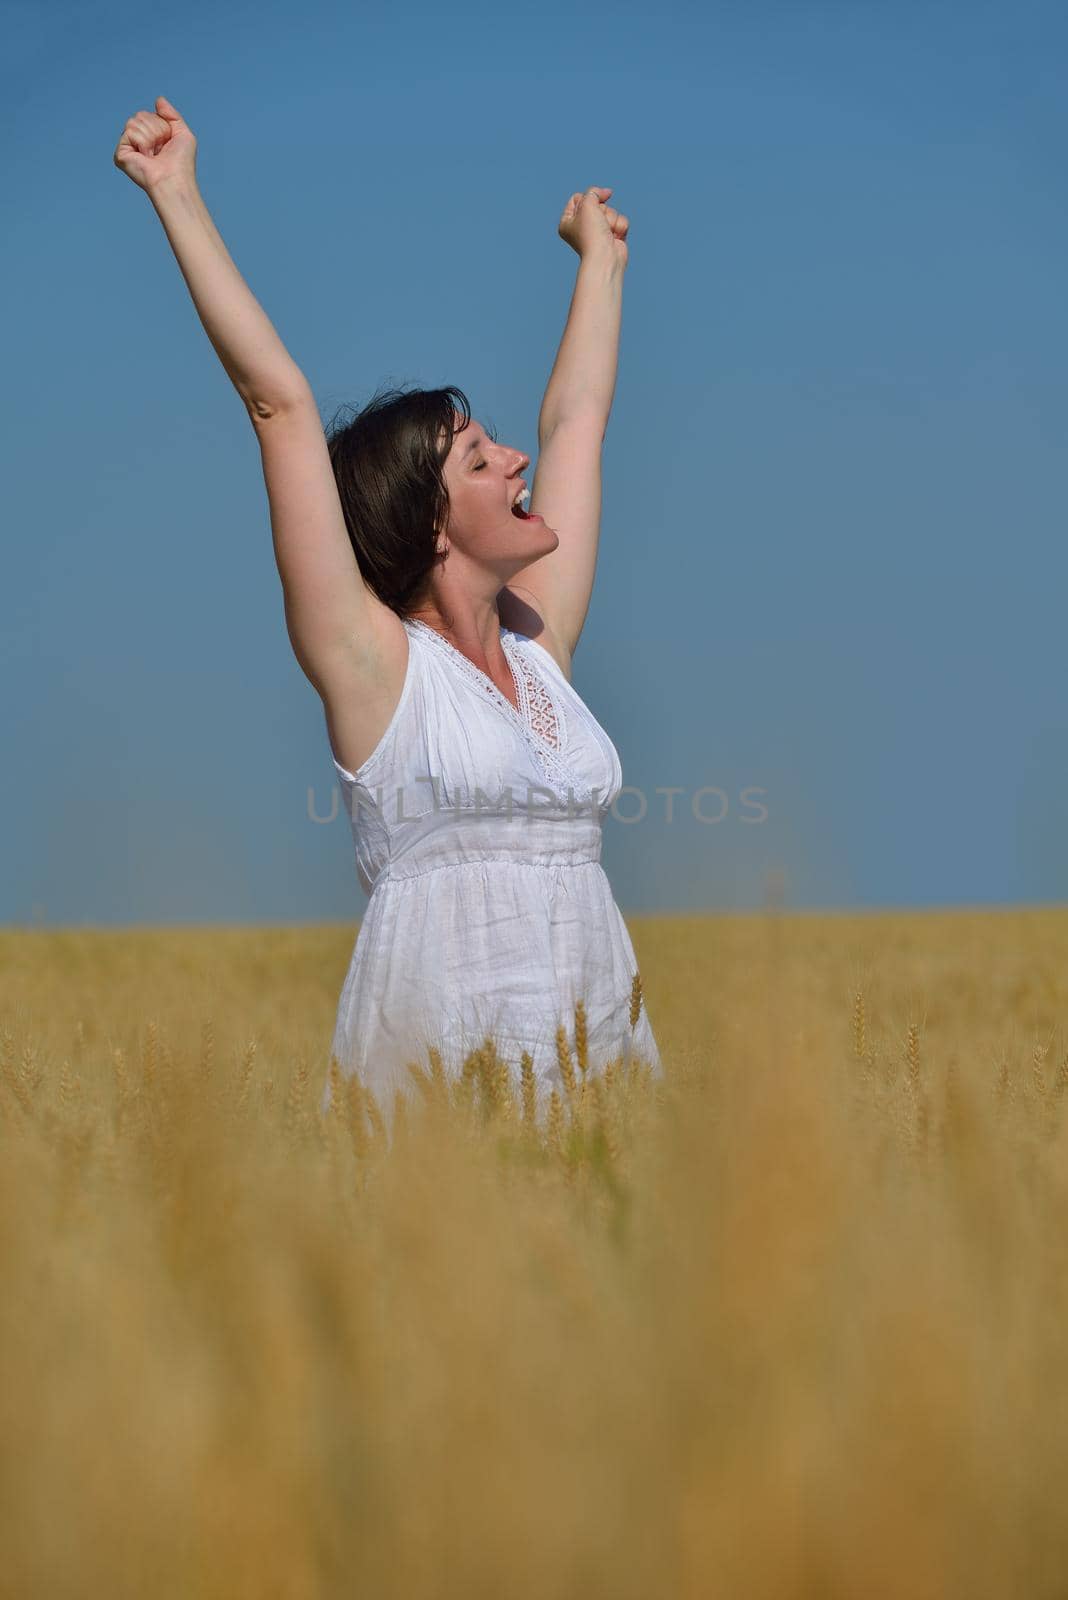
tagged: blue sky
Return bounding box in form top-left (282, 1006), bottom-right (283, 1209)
top-left (4, 0), bottom-right (1066, 926)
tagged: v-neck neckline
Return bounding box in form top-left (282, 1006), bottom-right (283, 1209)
top-left (404, 618), bottom-right (562, 755)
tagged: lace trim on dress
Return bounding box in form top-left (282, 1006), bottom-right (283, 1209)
top-left (506, 642), bottom-right (561, 750)
top-left (405, 620), bottom-right (580, 798)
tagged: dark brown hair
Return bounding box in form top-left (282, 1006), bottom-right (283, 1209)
top-left (325, 382), bottom-right (491, 615)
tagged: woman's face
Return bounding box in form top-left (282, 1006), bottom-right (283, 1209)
top-left (438, 410), bottom-right (558, 570)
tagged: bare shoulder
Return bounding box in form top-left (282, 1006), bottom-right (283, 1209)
top-left (317, 595), bottom-right (411, 779)
top-left (497, 584), bottom-right (573, 683)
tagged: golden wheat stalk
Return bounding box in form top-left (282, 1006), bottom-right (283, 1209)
top-left (520, 1052), bottom-right (537, 1130)
top-left (19, 1039), bottom-right (41, 1097)
top-left (905, 1022), bottom-right (920, 1092)
top-left (852, 989), bottom-right (866, 1061)
top-left (629, 973), bottom-right (644, 1029)
top-left (490, 1046), bottom-right (515, 1123)
top-left (285, 1054), bottom-right (311, 1130)
top-left (453, 1049), bottom-right (480, 1119)
top-left (235, 1036), bottom-right (258, 1111)
top-left (577, 1070), bottom-right (592, 1125)
top-left (392, 1089), bottom-right (409, 1144)
top-left (1032, 1038), bottom-right (1050, 1101)
top-left (326, 1054), bottom-right (345, 1117)
top-left (477, 1037), bottom-right (511, 1114)
top-left (405, 1057), bottom-right (433, 1102)
top-left (461, 1046), bottom-right (482, 1088)
top-left (363, 1086), bottom-right (387, 1145)
top-left (555, 1024), bottom-right (577, 1098)
top-left (343, 1076), bottom-right (368, 1155)
top-left (574, 1000), bottom-right (589, 1079)
top-left (426, 1046), bottom-right (449, 1110)
top-left (58, 1057), bottom-right (79, 1115)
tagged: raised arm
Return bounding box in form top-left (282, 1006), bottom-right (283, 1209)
top-left (501, 188), bottom-right (629, 661)
top-left (112, 96), bottom-right (388, 691)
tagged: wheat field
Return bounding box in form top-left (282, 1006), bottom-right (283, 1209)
top-left (2, 905), bottom-right (1068, 1597)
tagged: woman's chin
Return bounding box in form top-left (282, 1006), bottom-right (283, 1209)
top-left (505, 514), bottom-right (558, 545)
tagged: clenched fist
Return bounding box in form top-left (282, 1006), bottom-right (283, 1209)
top-left (113, 95), bottom-right (197, 193)
top-left (558, 186), bottom-right (629, 268)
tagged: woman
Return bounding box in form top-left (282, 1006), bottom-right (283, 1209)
top-left (114, 95), bottom-right (663, 1120)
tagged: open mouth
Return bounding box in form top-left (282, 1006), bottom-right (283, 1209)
top-left (511, 486), bottom-right (533, 520)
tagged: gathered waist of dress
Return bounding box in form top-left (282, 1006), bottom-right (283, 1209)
top-left (374, 812), bottom-right (604, 886)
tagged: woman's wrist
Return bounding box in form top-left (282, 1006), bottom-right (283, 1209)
top-left (577, 242), bottom-right (625, 277)
top-left (147, 172), bottom-right (201, 215)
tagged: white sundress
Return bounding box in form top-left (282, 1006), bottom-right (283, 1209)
top-left (320, 616), bottom-right (663, 1119)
